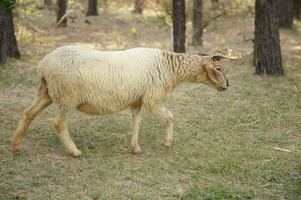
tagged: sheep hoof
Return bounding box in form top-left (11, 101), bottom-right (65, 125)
top-left (163, 139), bottom-right (173, 148)
top-left (131, 144), bottom-right (141, 154)
top-left (70, 149), bottom-right (82, 157)
top-left (11, 142), bottom-right (21, 152)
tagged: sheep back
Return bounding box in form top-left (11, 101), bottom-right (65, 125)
top-left (37, 46), bottom-right (174, 113)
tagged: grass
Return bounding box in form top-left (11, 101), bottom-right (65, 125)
top-left (0, 2), bottom-right (301, 200)
top-left (182, 186), bottom-right (254, 200)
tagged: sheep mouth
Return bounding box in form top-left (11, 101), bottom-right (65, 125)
top-left (218, 85), bottom-right (228, 91)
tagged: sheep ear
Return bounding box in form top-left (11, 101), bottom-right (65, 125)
top-left (212, 55), bottom-right (238, 61)
top-left (204, 64), bottom-right (222, 84)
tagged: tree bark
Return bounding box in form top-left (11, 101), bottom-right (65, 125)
top-left (172, 0), bottom-right (186, 53)
top-left (45, 0), bottom-right (52, 6)
top-left (0, 5), bottom-right (20, 65)
top-left (57, 0), bottom-right (67, 27)
top-left (134, 0), bottom-right (144, 14)
top-left (211, 0), bottom-right (219, 9)
top-left (0, 10), bottom-right (7, 64)
top-left (5, 10), bottom-right (20, 58)
top-left (279, 0), bottom-right (294, 28)
top-left (254, 0), bottom-right (283, 75)
top-left (192, 0), bottom-right (203, 46)
top-left (87, 0), bottom-right (98, 16)
top-left (294, 0), bottom-right (301, 19)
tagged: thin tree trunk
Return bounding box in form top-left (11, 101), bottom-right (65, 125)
top-left (57, 0), bottom-right (67, 27)
top-left (0, 9), bottom-right (7, 64)
top-left (87, 0), bottom-right (98, 16)
top-left (294, 0), bottom-right (301, 19)
top-left (0, 5), bottom-right (20, 65)
top-left (279, 0), bottom-right (294, 28)
top-left (172, 0), bottom-right (186, 53)
top-left (254, 0), bottom-right (283, 75)
top-left (134, 0), bottom-right (144, 14)
top-left (5, 11), bottom-right (20, 58)
top-left (192, 0), bottom-right (203, 46)
top-left (211, 0), bottom-right (219, 9)
top-left (45, 0), bottom-right (52, 6)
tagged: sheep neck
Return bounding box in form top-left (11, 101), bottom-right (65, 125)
top-left (162, 51), bottom-right (202, 84)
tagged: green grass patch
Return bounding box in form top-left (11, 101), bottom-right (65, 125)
top-left (182, 186), bottom-right (254, 200)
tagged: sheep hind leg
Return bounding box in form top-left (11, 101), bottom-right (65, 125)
top-left (149, 105), bottom-right (174, 148)
top-left (130, 106), bottom-right (142, 154)
top-left (53, 107), bottom-right (81, 157)
top-left (11, 84), bottom-right (52, 152)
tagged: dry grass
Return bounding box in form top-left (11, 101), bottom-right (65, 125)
top-left (0, 2), bottom-right (301, 200)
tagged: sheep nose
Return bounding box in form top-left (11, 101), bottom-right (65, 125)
top-left (226, 80), bottom-right (229, 87)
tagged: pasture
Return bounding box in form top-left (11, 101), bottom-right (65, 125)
top-left (0, 2), bottom-right (300, 199)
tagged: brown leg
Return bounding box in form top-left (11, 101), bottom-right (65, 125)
top-left (53, 107), bottom-right (81, 157)
top-left (11, 96), bottom-right (52, 152)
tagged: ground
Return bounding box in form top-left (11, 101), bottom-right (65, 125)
top-left (0, 2), bottom-right (301, 200)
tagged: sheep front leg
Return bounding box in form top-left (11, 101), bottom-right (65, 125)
top-left (150, 106), bottom-right (174, 147)
top-left (130, 106), bottom-right (142, 154)
top-left (53, 108), bottom-right (81, 157)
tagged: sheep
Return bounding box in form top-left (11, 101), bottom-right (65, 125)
top-left (11, 46), bottom-right (233, 156)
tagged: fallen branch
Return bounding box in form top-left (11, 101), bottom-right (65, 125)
top-left (271, 147), bottom-right (292, 153)
top-left (56, 10), bottom-right (71, 28)
top-left (18, 15), bottom-right (45, 33)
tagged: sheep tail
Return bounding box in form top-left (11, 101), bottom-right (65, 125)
top-left (37, 76), bottom-right (49, 99)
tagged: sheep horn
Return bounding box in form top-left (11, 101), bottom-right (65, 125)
top-left (212, 55), bottom-right (238, 61)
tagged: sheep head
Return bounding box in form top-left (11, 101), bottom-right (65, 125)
top-left (196, 54), bottom-right (236, 91)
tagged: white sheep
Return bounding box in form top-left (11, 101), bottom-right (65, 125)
top-left (11, 46), bottom-right (231, 156)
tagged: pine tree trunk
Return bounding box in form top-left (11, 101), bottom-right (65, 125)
top-left (211, 0), bottom-right (219, 9)
top-left (173, 0), bottom-right (186, 53)
top-left (57, 0), bottom-right (67, 27)
top-left (134, 0), bottom-right (144, 14)
top-left (279, 0), bottom-right (294, 28)
top-left (5, 11), bottom-right (20, 58)
top-left (0, 6), bottom-right (20, 65)
top-left (45, 0), bottom-right (52, 6)
top-left (254, 0), bottom-right (283, 75)
top-left (0, 9), bottom-right (7, 64)
top-left (192, 0), bottom-right (203, 46)
top-left (294, 0), bottom-right (301, 19)
top-left (87, 0), bottom-right (98, 16)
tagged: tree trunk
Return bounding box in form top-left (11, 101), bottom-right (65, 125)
top-left (211, 0), bottom-right (219, 9)
top-left (57, 0), bottom-right (67, 27)
top-left (45, 0), bottom-right (52, 6)
top-left (87, 0), bottom-right (98, 16)
top-left (0, 5), bottom-right (20, 65)
top-left (134, 0), bottom-right (144, 14)
top-left (192, 0), bottom-right (203, 46)
top-left (5, 10), bottom-right (20, 58)
top-left (0, 10), bottom-right (7, 64)
top-left (294, 0), bottom-right (301, 19)
top-left (279, 0), bottom-right (294, 28)
top-left (254, 0), bottom-right (283, 75)
top-left (172, 0), bottom-right (186, 53)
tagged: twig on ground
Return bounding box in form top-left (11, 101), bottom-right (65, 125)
top-left (19, 14), bottom-right (45, 33)
top-left (271, 147), bottom-right (292, 153)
